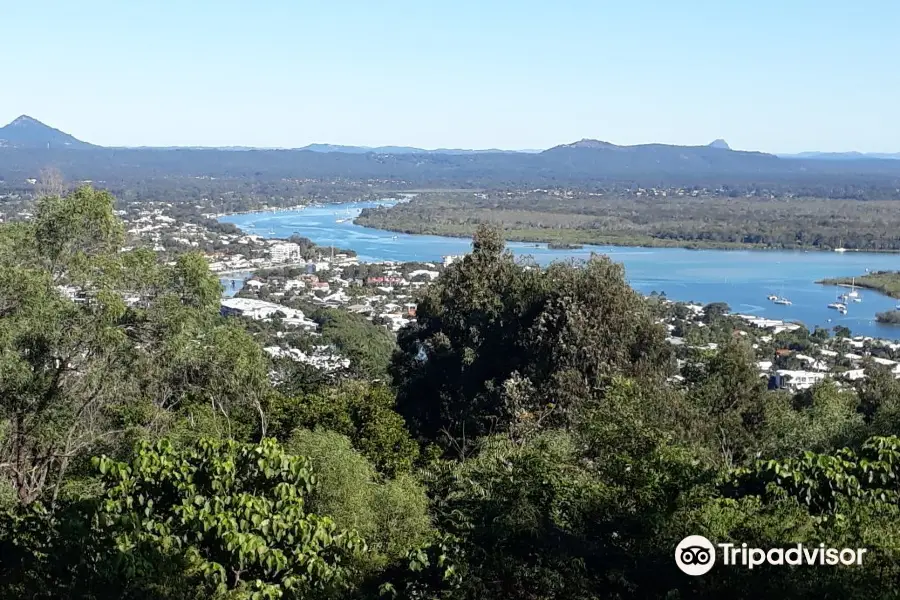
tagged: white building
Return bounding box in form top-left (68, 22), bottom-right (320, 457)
top-left (220, 298), bottom-right (317, 330)
top-left (842, 369), bottom-right (867, 382)
top-left (284, 279), bottom-right (306, 291)
top-left (772, 370), bottom-right (828, 391)
top-left (264, 346), bottom-right (350, 371)
top-left (269, 242), bottom-right (302, 263)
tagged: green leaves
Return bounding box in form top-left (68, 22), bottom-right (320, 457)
top-left (392, 227), bottom-right (672, 453)
top-left (89, 437), bottom-right (365, 598)
top-left (733, 435), bottom-right (900, 513)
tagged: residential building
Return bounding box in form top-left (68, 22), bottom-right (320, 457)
top-left (771, 370), bottom-right (827, 391)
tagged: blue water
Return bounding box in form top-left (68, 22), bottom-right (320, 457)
top-left (219, 201), bottom-right (900, 339)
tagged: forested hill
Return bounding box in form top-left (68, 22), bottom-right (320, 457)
top-left (4, 139), bottom-right (900, 193)
top-left (0, 116), bottom-right (94, 149)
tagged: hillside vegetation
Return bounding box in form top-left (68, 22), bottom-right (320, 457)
top-left (4, 188), bottom-right (900, 598)
top-left (819, 271), bottom-right (900, 298)
top-left (357, 191), bottom-right (900, 250)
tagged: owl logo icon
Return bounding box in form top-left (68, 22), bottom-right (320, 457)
top-left (675, 535), bottom-right (716, 576)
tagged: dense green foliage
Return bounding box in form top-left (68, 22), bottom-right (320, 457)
top-left (275, 381), bottom-right (420, 477)
top-left (313, 309), bottom-right (396, 379)
top-left (358, 191), bottom-right (900, 250)
top-left (5, 192), bottom-right (900, 599)
top-left (819, 271), bottom-right (900, 298)
top-left (877, 310), bottom-right (900, 324)
top-left (285, 429), bottom-right (432, 568)
top-left (391, 227), bottom-right (673, 452)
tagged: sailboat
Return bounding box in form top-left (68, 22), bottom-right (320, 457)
top-left (848, 278), bottom-right (862, 302)
top-left (772, 284), bottom-right (791, 305)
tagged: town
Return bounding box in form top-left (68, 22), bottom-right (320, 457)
top-left (62, 199), bottom-right (900, 388)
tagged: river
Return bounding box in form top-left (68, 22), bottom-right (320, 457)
top-left (219, 200), bottom-right (900, 339)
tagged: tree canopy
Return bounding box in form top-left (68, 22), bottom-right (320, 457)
top-left (3, 191), bottom-right (900, 599)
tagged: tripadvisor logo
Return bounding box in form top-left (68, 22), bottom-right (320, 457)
top-left (675, 535), bottom-right (868, 576)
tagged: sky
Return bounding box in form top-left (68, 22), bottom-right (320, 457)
top-left (1, 0), bottom-right (898, 152)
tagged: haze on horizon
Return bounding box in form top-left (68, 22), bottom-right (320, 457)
top-left (2, 0), bottom-right (898, 154)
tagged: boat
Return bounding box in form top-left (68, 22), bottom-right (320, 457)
top-left (335, 218), bottom-right (349, 223)
top-left (834, 247), bottom-right (847, 253)
top-left (772, 284), bottom-right (791, 305)
top-left (828, 302), bottom-right (847, 310)
top-left (767, 294), bottom-right (778, 301)
top-left (847, 278), bottom-right (861, 302)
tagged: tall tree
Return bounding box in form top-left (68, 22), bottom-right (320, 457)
top-left (391, 226), bottom-right (672, 453)
top-left (0, 186), bottom-right (269, 504)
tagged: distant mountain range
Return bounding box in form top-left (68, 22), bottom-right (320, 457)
top-left (778, 151), bottom-right (900, 161)
top-left (4, 115), bottom-right (900, 193)
top-left (2, 115), bottom-right (898, 162)
top-left (0, 115), bottom-right (94, 149)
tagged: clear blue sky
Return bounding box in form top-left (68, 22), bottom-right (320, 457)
top-left (2, 0), bottom-right (897, 152)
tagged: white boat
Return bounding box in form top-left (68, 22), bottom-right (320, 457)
top-left (335, 218), bottom-right (349, 223)
top-left (828, 302), bottom-right (847, 310)
top-left (847, 278), bottom-right (861, 301)
top-left (773, 297), bottom-right (792, 306)
top-left (834, 247), bottom-right (847, 253)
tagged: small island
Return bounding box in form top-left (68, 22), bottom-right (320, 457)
top-left (877, 310), bottom-right (900, 325)
top-left (817, 271), bottom-right (900, 299)
top-left (547, 242), bottom-right (584, 250)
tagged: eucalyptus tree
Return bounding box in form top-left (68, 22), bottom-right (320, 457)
top-left (0, 186), bottom-right (271, 504)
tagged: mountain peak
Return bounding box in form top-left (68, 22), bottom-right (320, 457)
top-left (569, 139), bottom-right (616, 149)
top-left (9, 114), bottom-right (43, 126)
top-left (0, 115), bottom-right (93, 148)
top-left (708, 139), bottom-right (731, 150)
top-left (547, 139), bottom-right (618, 152)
